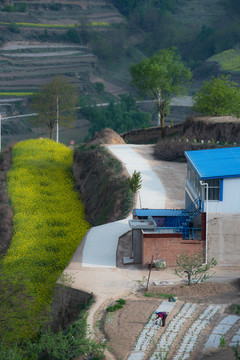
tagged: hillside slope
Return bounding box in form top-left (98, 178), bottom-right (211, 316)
top-left (0, 0), bottom-right (239, 149)
top-left (0, 0), bottom-right (125, 93)
top-left (73, 143), bottom-right (133, 226)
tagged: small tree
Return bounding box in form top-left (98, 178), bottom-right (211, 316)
top-left (8, 22), bottom-right (20, 33)
top-left (175, 252), bottom-right (217, 286)
top-left (30, 76), bottom-right (78, 140)
top-left (130, 47), bottom-right (192, 137)
top-left (127, 170), bottom-right (142, 194)
top-left (95, 82), bottom-right (105, 94)
top-left (193, 75), bottom-right (240, 117)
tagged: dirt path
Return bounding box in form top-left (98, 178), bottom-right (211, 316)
top-left (132, 144), bottom-right (187, 209)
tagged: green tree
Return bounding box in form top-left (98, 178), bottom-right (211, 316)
top-left (8, 22), bottom-right (20, 33)
top-left (127, 170), bottom-right (142, 193)
top-left (31, 76), bottom-right (78, 140)
top-left (81, 94), bottom-right (151, 137)
top-left (130, 47), bottom-right (192, 137)
top-left (175, 252), bottom-right (217, 286)
top-left (193, 75), bottom-right (240, 117)
top-left (197, 25), bottom-right (215, 42)
top-left (64, 27), bottom-right (81, 43)
top-left (95, 82), bottom-right (105, 94)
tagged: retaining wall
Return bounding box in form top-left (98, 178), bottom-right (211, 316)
top-left (142, 233), bottom-right (205, 267)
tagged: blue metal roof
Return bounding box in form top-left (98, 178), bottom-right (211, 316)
top-left (185, 147), bottom-right (240, 180)
top-left (133, 209), bottom-right (183, 217)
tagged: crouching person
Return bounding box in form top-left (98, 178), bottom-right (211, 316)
top-left (155, 311), bottom-right (168, 327)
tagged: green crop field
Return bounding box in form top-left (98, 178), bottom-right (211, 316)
top-left (0, 21), bottom-right (110, 28)
top-left (0, 92), bottom-right (34, 96)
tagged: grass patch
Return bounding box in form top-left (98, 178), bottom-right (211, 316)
top-left (208, 49), bottom-right (240, 73)
top-left (106, 298), bottom-right (126, 312)
top-left (144, 292), bottom-right (176, 299)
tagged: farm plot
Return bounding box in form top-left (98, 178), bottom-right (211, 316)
top-left (103, 282), bottom-right (240, 360)
top-left (126, 302), bottom-right (223, 360)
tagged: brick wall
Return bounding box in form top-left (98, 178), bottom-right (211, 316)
top-left (142, 233), bottom-right (205, 267)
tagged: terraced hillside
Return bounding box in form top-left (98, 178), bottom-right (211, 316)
top-left (0, 43), bottom-right (97, 91)
top-left (0, 0), bottom-right (124, 93)
top-left (171, 0), bottom-right (226, 30)
top-left (0, 0), bottom-right (123, 25)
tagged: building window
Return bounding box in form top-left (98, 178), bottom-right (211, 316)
top-left (187, 163), bottom-right (221, 201)
top-left (187, 163), bottom-right (201, 196)
top-left (203, 179), bottom-right (220, 200)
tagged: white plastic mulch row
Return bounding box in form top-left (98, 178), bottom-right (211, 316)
top-left (205, 314), bottom-right (240, 349)
top-left (149, 303), bottom-right (198, 360)
top-left (171, 305), bottom-right (222, 360)
top-left (230, 327), bottom-right (240, 346)
top-left (127, 301), bottom-right (176, 360)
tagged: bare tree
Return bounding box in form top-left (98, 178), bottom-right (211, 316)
top-left (30, 76), bottom-right (78, 140)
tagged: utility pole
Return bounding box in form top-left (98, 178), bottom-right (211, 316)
top-left (0, 113), bottom-right (1, 152)
top-left (200, 181), bottom-right (209, 263)
top-left (56, 95), bottom-right (59, 143)
top-left (157, 89), bottom-right (161, 126)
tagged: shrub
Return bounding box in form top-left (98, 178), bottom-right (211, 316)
top-left (64, 28), bottom-right (81, 43)
top-left (14, 2), bottom-right (27, 12)
top-left (175, 252), bottom-right (217, 286)
top-left (154, 138), bottom-right (196, 162)
top-left (229, 304), bottom-right (240, 314)
top-left (106, 298), bottom-right (126, 312)
top-left (116, 298), bottom-right (126, 305)
top-left (95, 82), bottom-right (105, 94)
top-left (3, 4), bottom-right (14, 12)
top-left (127, 170), bottom-right (142, 193)
top-left (8, 22), bottom-right (20, 33)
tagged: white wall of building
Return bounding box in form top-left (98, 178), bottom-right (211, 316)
top-left (202, 177), bottom-right (240, 214)
top-left (208, 213), bottom-right (240, 265)
top-left (186, 175), bottom-right (240, 265)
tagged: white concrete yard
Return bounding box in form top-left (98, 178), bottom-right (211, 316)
top-left (81, 144), bottom-right (166, 268)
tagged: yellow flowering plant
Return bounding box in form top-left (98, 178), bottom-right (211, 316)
top-left (3, 138), bottom-right (90, 339)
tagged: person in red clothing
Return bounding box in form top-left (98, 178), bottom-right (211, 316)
top-left (155, 311), bottom-right (168, 327)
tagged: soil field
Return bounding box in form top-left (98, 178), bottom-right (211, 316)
top-left (101, 281), bottom-right (240, 360)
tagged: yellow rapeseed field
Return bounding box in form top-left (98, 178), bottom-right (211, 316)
top-left (4, 138), bottom-right (90, 307)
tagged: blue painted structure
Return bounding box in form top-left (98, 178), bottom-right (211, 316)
top-left (132, 200), bottom-right (202, 239)
top-left (185, 147), bottom-right (240, 213)
top-left (185, 147), bottom-right (240, 180)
